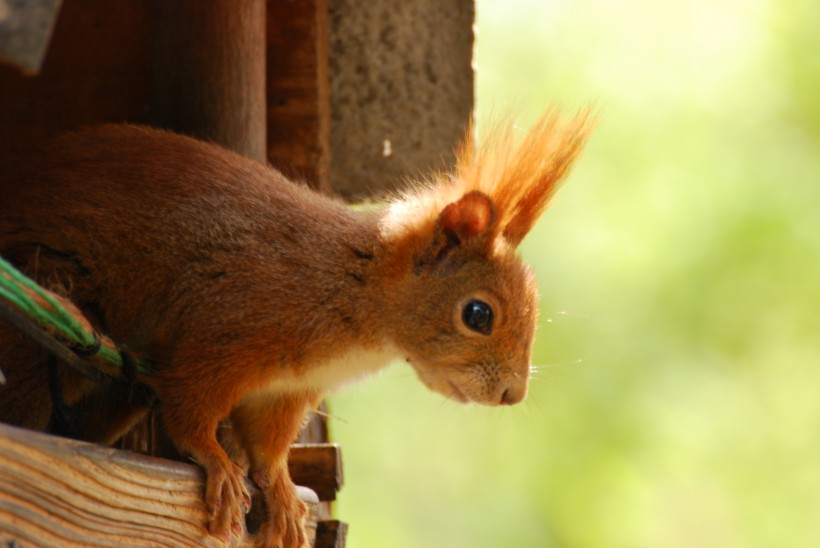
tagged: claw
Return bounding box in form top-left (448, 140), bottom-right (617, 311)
top-left (253, 474), bottom-right (310, 547)
top-left (202, 458), bottom-right (251, 542)
top-left (252, 468), bottom-right (271, 490)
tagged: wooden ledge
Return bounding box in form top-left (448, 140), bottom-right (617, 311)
top-left (0, 423), bottom-right (319, 547)
top-left (289, 444), bottom-right (343, 502)
top-left (316, 520), bottom-right (348, 548)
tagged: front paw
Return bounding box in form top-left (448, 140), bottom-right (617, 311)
top-left (252, 472), bottom-right (309, 548)
top-left (203, 459), bottom-right (252, 542)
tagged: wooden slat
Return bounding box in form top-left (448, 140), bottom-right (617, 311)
top-left (266, 0), bottom-right (330, 191)
top-left (289, 444), bottom-right (343, 502)
top-left (316, 520), bottom-right (347, 548)
top-left (0, 422), bottom-right (319, 547)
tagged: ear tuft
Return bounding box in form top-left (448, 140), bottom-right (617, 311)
top-left (451, 109), bottom-right (594, 247)
top-left (439, 191), bottom-right (495, 242)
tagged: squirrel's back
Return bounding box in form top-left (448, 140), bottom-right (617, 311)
top-left (0, 125), bottom-right (381, 359)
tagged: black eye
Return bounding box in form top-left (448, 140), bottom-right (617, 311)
top-left (462, 300), bottom-right (494, 334)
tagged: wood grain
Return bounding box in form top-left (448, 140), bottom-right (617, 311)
top-left (0, 422), bottom-right (319, 547)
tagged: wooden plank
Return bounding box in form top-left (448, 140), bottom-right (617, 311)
top-left (0, 422), bottom-right (319, 547)
top-left (266, 0), bottom-right (330, 191)
top-left (316, 520), bottom-right (347, 548)
top-left (117, 417), bottom-right (343, 504)
top-left (0, 0), bottom-right (63, 74)
top-left (289, 444), bottom-right (343, 502)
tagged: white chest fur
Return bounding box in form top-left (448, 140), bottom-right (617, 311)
top-left (266, 343), bottom-right (403, 395)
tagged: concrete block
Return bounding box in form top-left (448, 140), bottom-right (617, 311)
top-left (328, 0), bottom-right (474, 199)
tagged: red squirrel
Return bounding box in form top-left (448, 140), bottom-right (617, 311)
top-left (0, 111), bottom-right (591, 546)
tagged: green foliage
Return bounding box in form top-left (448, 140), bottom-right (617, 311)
top-left (331, 0), bottom-right (820, 546)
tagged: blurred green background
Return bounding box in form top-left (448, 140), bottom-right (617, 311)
top-left (330, 0), bottom-right (820, 546)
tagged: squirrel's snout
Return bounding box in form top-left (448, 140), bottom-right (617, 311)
top-left (499, 384), bottom-right (526, 405)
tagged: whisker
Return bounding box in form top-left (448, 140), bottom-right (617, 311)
top-left (540, 310), bottom-right (591, 326)
top-left (440, 379), bottom-right (466, 407)
top-left (311, 408), bottom-right (349, 424)
top-left (526, 389), bottom-right (544, 415)
top-left (554, 310), bottom-right (590, 319)
top-left (530, 358), bottom-right (584, 372)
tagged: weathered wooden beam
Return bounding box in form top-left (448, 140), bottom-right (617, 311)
top-left (0, 422), bottom-right (319, 547)
top-left (266, 0), bottom-right (330, 191)
top-left (151, 0), bottom-right (268, 162)
top-left (289, 444), bottom-right (343, 502)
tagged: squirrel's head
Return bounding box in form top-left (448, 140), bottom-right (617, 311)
top-left (379, 110), bottom-right (592, 406)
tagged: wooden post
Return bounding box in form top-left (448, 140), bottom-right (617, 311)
top-left (266, 0), bottom-right (330, 191)
top-left (151, 0), bottom-right (267, 162)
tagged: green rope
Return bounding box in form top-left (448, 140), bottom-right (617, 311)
top-left (0, 256), bottom-right (94, 348)
top-left (0, 254), bottom-right (153, 376)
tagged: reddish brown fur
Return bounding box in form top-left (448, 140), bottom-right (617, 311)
top-left (0, 111), bottom-right (591, 546)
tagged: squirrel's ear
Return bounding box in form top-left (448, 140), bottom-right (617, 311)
top-left (420, 191), bottom-right (496, 267)
top-left (439, 191), bottom-right (495, 242)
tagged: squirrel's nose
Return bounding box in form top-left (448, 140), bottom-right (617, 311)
top-left (500, 385), bottom-right (526, 405)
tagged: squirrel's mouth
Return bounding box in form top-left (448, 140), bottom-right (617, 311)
top-left (447, 381), bottom-right (469, 403)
